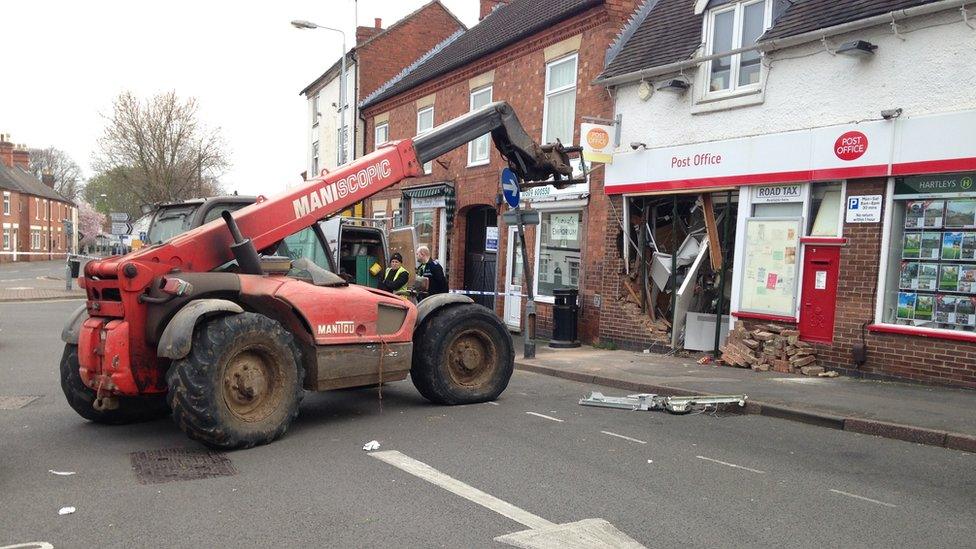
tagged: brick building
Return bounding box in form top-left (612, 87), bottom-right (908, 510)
top-left (598, 0), bottom-right (976, 387)
top-left (0, 134), bottom-right (77, 263)
top-left (359, 0), bottom-right (638, 341)
top-left (298, 1), bottom-right (465, 183)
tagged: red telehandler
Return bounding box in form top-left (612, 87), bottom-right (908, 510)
top-left (60, 102), bottom-right (578, 449)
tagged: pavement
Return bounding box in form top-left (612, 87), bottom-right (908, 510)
top-left (0, 259), bottom-right (87, 301)
top-left (2, 300), bottom-right (975, 547)
top-left (514, 340), bottom-right (976, 454)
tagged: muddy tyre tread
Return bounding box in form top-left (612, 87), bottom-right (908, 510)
top-left (59, 344), bottom-right (169, 424)
top-left (165, 313), bottom-right (304, 450)
top-left (411, 303), bottom-right (514, 405)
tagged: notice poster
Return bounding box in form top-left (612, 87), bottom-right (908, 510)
top-left (897, 292), bottom-right (917, 320)
top-left (942, 232), bottom-right (964, 260)
top-left (915, 294), bottom-right (934, 321)
top-left (945, 200), bottom-right (976, 229)
top-left (899, 262), bottom-right (919, 290)
top-left (936, 295), bottom-right (958, 324)
top-left (924, 200), bottom-right (945, 228)
top-left (917, 263), bottom-right (939, 291)
top-left (940, 264), bottom-right (960, 291)
top-left (902, 233), bottom-right (921, 258)
top-left (550, 213), bottom-right (579, 241)
top-left (905, 201), bottom-right (925, 228)
top-left (740, 218), bottom-right (802, 317)
top-left (919, 232), bottom-right (942, 260)
top-left (957, 297), bottom-right (976, 326)
top-left (958, 265), bottom-right (976, 293)
top-left (962, 233), bottom-right (976, 260)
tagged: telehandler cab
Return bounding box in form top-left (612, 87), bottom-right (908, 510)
top-left (60, 102), bottom-right (579, 449)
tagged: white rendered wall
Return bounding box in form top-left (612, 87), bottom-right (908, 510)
top-left (306, 61), bottom-right (358, 176)
top-left (613, 11), bottom-right (976, 152)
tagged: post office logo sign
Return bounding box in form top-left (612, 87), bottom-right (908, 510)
top-left (834, 131), bottom-right (868, 161)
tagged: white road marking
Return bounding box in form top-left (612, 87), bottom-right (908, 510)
top-left (525, 412), bottom-right (563, 423)
top-left (600, 431), bottom-right (647, 444)
top-left (696, 455), bottom-right (766, 474)
top-left (370, 450), bottom-right (555, 530)
top-left (0, 543), bottom-right (55, 549)
top-left (829, 489), bottom-right (896, 508)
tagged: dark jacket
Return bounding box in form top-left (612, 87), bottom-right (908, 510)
top-left (417, 259), bottom-right (448, 296)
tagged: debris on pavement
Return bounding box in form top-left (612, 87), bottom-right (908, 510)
top-left (721, 321), bottom-right (821, 374)
top-left (579, 392), bottom-right (746, 414)
top-left (58, 506), bottom-right (76, 516)
top-left (818, 370), bottom-right (840, 378)
top-left (48, 470), bottom-right (76, 476)
top-left (363, 440), bottom-right (381, 452)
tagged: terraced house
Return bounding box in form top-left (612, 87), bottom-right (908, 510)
top-left (0, 134), bottom-right (77, 263)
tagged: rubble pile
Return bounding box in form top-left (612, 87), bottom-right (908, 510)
top-left (720, 321), bottom-right (824, 375)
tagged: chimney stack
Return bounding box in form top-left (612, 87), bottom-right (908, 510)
top-left (480, 0), bottom-right (511, 20)
top-left (0, 134), bottom-right (13, 168)
top-left (12, 144), bottom-right (30, 170)
top-left (375, 17), bottom-right (382, 29)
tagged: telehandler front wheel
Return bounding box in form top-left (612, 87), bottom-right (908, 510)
top-left (411, 304), bottom-right (514, 405)
top-left (166, 313), bottom-right (304, 450)
top-left (59, 344), bottom-right (169, 424)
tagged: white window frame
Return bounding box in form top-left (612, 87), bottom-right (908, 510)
top-left (542, 53), bottom-right (578, 145)
top-left (532, 201), bottom-right (586, 303)
top-left (2, 227), bottom-right (9, 250)
top-left (468, 86), bottom-right (493, 166)
top-left (2, 192), bottom-right (9, 215)
top-left (312, 94), bottom-right (320, 128)
top-left (374, 122), bottom-right (389, 149)
top-left (417, 106), bottom-right (435, 174)
top-left (701, 0), bottom-right (772, 101)
top-left (311, 140), bottom-right (319, 176)
top-left (336, 126), bottom-right (347, 165)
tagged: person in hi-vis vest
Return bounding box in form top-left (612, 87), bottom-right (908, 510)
top-left (379, 252), bottom-right (411, 299)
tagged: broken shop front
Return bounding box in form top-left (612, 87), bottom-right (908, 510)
top-left (606, 109), bottom-right (976, 387)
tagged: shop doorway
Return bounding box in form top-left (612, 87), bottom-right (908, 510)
top-left (463, 205), bottom-right (498, 309)
top-left (504, 226), bottom-right (522, 330)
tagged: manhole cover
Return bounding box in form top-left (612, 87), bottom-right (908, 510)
top-left (130, 448), bottom-right (237, 484)
top-left (0, 396), bottom-right (40, 410)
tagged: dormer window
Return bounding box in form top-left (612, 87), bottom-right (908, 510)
top-left (704, 0), bottom-right (770, 96)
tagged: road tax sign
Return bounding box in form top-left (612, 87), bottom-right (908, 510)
top-left (110, 212), bottom-right (130, 222)
top-left (501, 168), bottom-right (520, 208)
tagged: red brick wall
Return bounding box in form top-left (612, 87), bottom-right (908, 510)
top-left (357, 1), bottom-right (464, 100)
top-left (362, 4), bottom-right (636, 342)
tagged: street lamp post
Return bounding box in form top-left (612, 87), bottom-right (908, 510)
top-left (292, 19), bottom-right (349, 166)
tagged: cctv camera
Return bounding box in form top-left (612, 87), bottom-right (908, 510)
top-left (630, 142), bottom-right (647, 150)
top-left (881, 108), bottom-right (903, 120)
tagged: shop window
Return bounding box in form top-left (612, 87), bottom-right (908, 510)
top-left (537, 210), bottom-right (581, 297)
top-left (374, 122), bottom-right (389, 149)
top-left (543, 54), bottom-right (577, 145)
top-left (413, 210), bottom-right (434, 252)
top-left (705, 0), bottom-right (769, 96)
top-left (468, 86), bottom-right (493, 166)
top-left (417, 106), bottom-right (434, 173)
top-left (881, 176), bottom-right (976, 333)
top-left (809, 182), bottom-right (843, 236)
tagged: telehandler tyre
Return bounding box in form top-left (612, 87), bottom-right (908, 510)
top-left (411, 303), bottom-right (514, 405)
top-left (166, 313), bottom-right (304, 450)
top-left (60, 344), bottom-right (169, 424)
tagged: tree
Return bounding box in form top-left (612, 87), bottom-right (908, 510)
top-left (92, 91), bottom-right (229, 209)
top-left (77, 201), bottom-right (106, 248)
top-left (28, 147), bottom-right (83, 200)
top-left (84, 167), bottom-right (143, 221)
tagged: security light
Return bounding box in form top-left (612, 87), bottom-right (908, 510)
top-left (656, 79), bottom-right (690, 93)
top-left (836, 40), bottom-right (877, 57)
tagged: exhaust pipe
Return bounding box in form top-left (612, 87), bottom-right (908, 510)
top-left (222, 210), bottom-right (263, 275)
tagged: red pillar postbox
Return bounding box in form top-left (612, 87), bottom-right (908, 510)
top-left (798, 239), bottom-right (844, 344)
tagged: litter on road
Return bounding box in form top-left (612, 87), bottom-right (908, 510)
top-left (57, 506), bottom-right (75, 516)
top-left (580, 392), bottom-right (746, 414)
top-left (48, 470), bottom-right (76, 476)
top-left (363, 440), bottom-right (381, 451)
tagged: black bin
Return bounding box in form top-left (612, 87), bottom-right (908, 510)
top-left (69, 258), bottom-right (81, 278)
top-left (549, 287), bottom-right (581, 348)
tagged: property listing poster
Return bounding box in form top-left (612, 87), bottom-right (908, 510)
top-left (740, 218), bottom-right (801, 317)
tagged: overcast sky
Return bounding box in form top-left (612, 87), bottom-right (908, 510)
top-left (0, 0), bottom-right (478, 198)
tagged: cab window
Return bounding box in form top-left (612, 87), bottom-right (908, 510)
top-left (278, 228), bottom-right (332, 271)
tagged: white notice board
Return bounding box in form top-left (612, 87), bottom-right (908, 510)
top-left (739, 217), bottom-right (802, 317)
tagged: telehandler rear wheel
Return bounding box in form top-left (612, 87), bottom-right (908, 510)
top-left (166, 313), bottom-right (304, 450)
top-left (411, 304), bottom-right (514, 405)
top-left (60, 344), bottom-right (169, 424)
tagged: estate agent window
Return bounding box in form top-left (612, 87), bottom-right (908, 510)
top-left (881, 173), bottom-right (976, 333)
top-left (468, 86), bottom-right (493, 166)
top-left (543, 54), bottom-right (577, 145)
top-left (417, 106), bottom-right (434, 174)
top-left (536, 210), bottom-right (582, 298)
top-left (706, 0), bottom-right (769, 95)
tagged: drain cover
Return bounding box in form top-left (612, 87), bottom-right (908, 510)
top-left (0, 396), bottom-right (40, 410)
top-left (130, 447), bottom-right (237, 484)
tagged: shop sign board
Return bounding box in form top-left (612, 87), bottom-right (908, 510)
top-left (550, 213), bottom-right (579, 241)
top-left (522, 181), bottom-right (589, 203)
top-left (753, 184), bottom-right (802, 203)
top-left (895, 172), bottom-right (975, 198)
top-left (411, 195), bottom-right (445, 209)
top-left (485, 226), bottom-right (499, 253)
top-left (581, 123), bottom-right (614, 164)
top-left (845, 195), bottom-right (882, 223)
